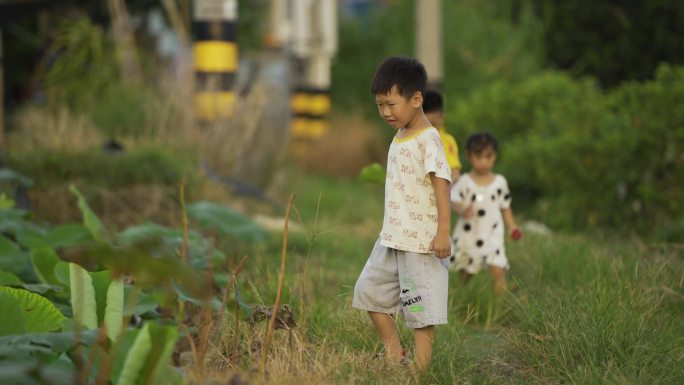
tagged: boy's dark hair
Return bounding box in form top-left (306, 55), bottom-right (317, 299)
top-left (371, 56), bottom-right (427, 99)
top-left (466, 132), bottom-right (498, 154)
top-left (422, 89), bottom-right (444, 114)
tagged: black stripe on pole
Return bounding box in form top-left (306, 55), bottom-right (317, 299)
top-left (193, 21), bottom-right (237, 41)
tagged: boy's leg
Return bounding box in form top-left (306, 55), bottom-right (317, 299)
top-left (353, 241), bottom-right (403, 359)
top-left (413, 325), bottom-right (435, 370)
top-left (489, 265), bottom-right (507, 295)
top-left (369, 312), bottom-right (403, 362)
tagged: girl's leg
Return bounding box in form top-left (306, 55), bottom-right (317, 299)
top-left (489, 265), bottom-right (507, 295)
top-left (413, 325), bottom-right (435, 371)
top-left (459, 270), bottom-right (473, 283)
top-left (369, 311), bottom-right (403, 362)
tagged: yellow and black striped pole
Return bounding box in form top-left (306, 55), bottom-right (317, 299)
top-left (289, 0), bottom-right (336, 157)
top-left (290, 86), bottom-right (331, 141)
top-left (193, 0), bottom-right (238, 121)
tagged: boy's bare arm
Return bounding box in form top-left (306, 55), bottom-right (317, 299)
top-left (429, 173), bottom-right (451, 258)
top-left (450, 168), bottom-right (460, 184)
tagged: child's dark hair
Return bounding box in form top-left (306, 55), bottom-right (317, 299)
top-left (371, 56), bottom-right (427, 99)
top-left (466, 132), bottom-right (498, 154)
top-left (422, 89), bottom-right (444, 114)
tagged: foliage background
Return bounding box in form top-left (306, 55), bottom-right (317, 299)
top-left (331, 0), bottom-right (684, 241)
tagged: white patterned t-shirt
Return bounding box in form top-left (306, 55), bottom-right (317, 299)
top-left (379, 127), bottom-right (452, 253)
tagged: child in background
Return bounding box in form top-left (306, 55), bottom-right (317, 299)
top-left (352, 56), bottom-right (452, 370)
top-left (448, 132), bottom-right (522, 295)
top-left (423, 89), bottom-right (461, 183)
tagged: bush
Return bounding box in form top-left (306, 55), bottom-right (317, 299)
top-left (450, 64), bottom-right (684, 240)
top-left (7, 146), bottom-right (197, 189)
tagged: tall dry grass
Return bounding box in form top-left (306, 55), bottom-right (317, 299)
top-left (294, 114), bottom-right (387, 178)
top-left (8, 106), bottom-right (104, 153)
top-left (5, 55), bottom-right (292, 226)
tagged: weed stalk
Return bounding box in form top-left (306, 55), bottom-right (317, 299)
top-left (261, 193), bottom-right (296, 375)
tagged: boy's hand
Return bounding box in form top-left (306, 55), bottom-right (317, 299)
top-left (430, 232), bottom-right (452, 259)
top-left (510, 228), bottom-right (522, 241)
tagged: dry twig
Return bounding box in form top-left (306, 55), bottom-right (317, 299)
top-left (261, 193), bottom-right (296, 375)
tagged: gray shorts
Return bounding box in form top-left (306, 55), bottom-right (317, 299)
top-left (352, 239), bottom-right (449, 329)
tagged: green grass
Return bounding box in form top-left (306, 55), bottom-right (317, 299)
top-left (229, 170), bottom-right (684, 384)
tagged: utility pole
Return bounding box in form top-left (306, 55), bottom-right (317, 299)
top-left (415, 0), bottom-right (443, 88)
top-left (290, 0), bottom-right (337, 156)
top-left (193, 0), bottom-right (238, 121)
top-left (267, 0), bottom-right (288, 49)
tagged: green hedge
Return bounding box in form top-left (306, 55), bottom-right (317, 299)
top-left (7, 146), bottom-right (197, 189)
top-left (450, 64), bottom-right (684, 240)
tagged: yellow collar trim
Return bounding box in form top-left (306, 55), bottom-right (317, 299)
top-left (393, 127), bottom-right (433, 143)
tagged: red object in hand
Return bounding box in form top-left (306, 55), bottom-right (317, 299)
top-left (511, 228), bottom-right (522, 240)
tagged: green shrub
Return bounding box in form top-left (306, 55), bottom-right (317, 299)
top-left (7, 146), bottom-right (197, 189)
top-left (450, 65), bottom-right (684, 240)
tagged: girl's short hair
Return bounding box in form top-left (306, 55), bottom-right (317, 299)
top-left (466, 132), bottom-right (498, 154)
top-left (371, 56), bottom-right (427, 99)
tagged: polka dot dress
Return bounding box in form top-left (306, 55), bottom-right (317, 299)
top-left (448, 173), bottom-right (512, 274)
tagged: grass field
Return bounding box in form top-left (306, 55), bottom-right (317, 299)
top-left (215, 170), bottom-right (684, 385)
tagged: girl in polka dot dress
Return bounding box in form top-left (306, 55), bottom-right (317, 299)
top-left (448, 132), bottom-right (522, 295)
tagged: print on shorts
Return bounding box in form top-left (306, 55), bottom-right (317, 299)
top-left (400, 278), bottom-right (424, 313)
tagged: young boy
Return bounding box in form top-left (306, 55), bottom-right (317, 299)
top-left (352, 56), bottom-right (452, 370)
top-left (449, 132), bottom-right (522, 295)
top-left (423, 89), bottom-right (462, 183)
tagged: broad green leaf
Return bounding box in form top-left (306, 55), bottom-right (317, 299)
top-left (17, 283), bottom-right (63, 295)
top-left (90, 270), bottom-right (112, 323)
top-left (114, 223), bottom-right (181, 247)
top-left (115, 323), bottom-right (152, 385)
top-left (46, 223), bottom-right (92, 248)
top-left (359, 162), bottom-right (386, 185)
top-left (123, 288), bottom-right (158, 316)
top-left (138, 323), bottom-right (178, 385)
top-left (0, 208), bottom-right (32, 232)
top-left (69, 185), bottom-right (107, 242)
top-left (14, 226), bottom-right (48, 249)
top-left (0, 330), bottom-right (98, 358)
top-left (71, 243), bottom-right (210, 302)
top-left (173, 283), bottom-right (223, 310)
top-left (69, 263), bottom-right (97, 329)
top-left (31, 246), bottom-right (61, 285)
top-left (0, 169), bottom-right (34, 187)
top-left (0, 234), bottom-right (27, 274)
top-left (105, 279), bottom-right (124, 342)
top-left (0, 287), bottom-right (65, 333)
top-left (0, 209), bottom-right (47, 247)
top-left (0, 271), bottom-right (22, 285)
top-left (115, 222), bottom-right (211, 266)
top-left (54, 261), bottom-right (70, 287)
top-left (0, 359), bottom-right (76, 385)
top-left (0, 291), bottom-right (26, 336)
top-left (186, 201), bottom-right (267, 241)
top-left (0, 360), bottom-right (35, 383)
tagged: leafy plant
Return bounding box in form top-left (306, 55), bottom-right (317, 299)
top-left (69, 263), bottom-right (98, 330)
top-left (187, 201), bottom-right (268, 242)
top-left (0, 287), bottom-right (65, 335)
